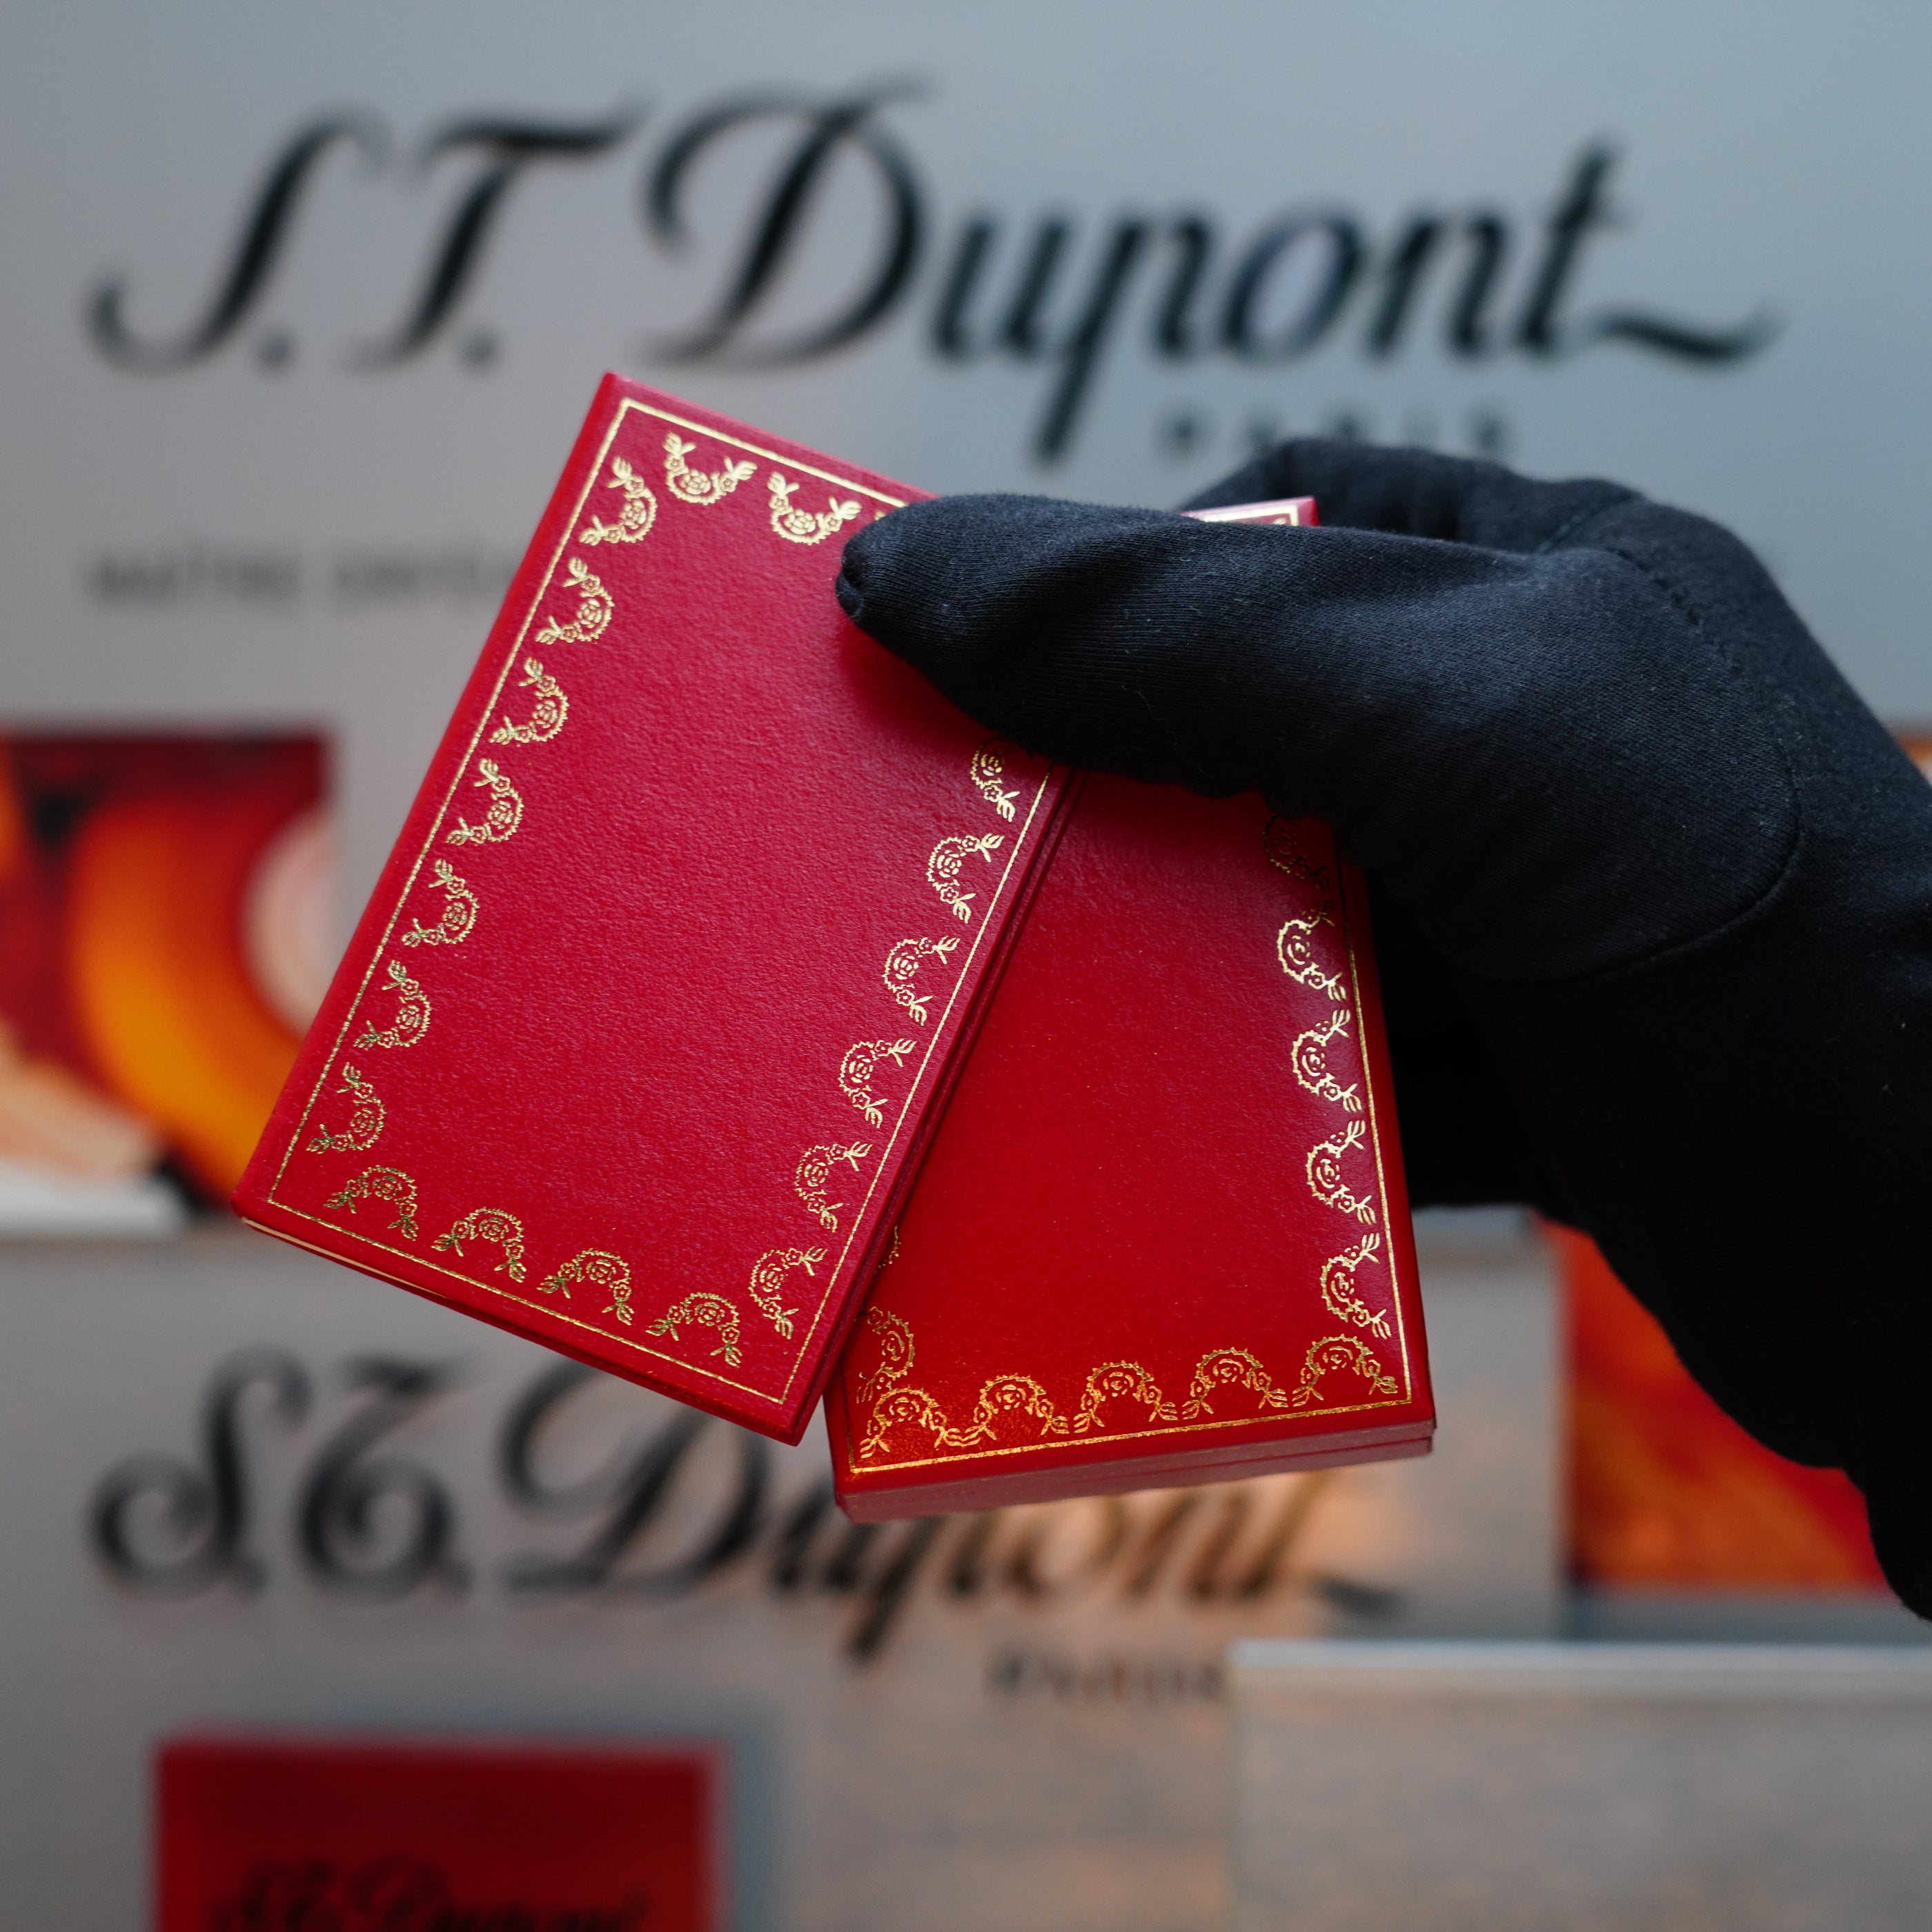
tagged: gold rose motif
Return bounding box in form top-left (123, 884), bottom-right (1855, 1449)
top-left (1307, 1119), bottom-right (1377, 1225)
top-left (767, 471), bottom-right (861, 545)
top-left (1074, 1360), bottom-right (1179, 1433)
top-left (431, 1207), bottom-right (526, 1283)
top-left (401, 859), bottom-right (476, 949)
top-left (663, 433), bottom-right (756, 506)
top-left (1276, 912), bottom-right (1346, 1000)
top-left (535, 556), bottom-right (614, 643)
top-left (540, 1248), bottom-right (632, 1321)
top-left (969, 740), bottom-right (1021, 820)
top-left (1182, 1346), bottom-right (1294, 1420)
top-left (860, 1372), bottom-right (1067, 1460)
top-left (838, 1038), bottom-right (916, 1128)
top-left (489, 658), bottom-right (568, 746)
top-left (306, 1065), bottom-right (384, 1154)
top-left (793, 1142), bottom-right (870, 1232)
top-left (1320, 1234), bottom-right (1390, 1338)
top-left (323, 1165), bottom-right (419, 1239)
top-left (1292, 1009), bottom-right (1362, 1112)
top-left (857, 1304), bottom-right (914, 1405)
top-left (1263, 816), bottom-right (1335, 903)
top-left (446, 759), bottom-right (522, 846)
top-left (1293, 1334), bottom-right (1399, 1408)
top-left (578, 458), bottom-right (656, 548)
top-left (647, 1292), bottom-right (745, 1368)
top-left (926, 833), bottom-right (1004, 923)
top-left (353, 960), bottom-right (431, 1051)
top-left (881, 936), bottom-right (959, 1024)
top-left (746, 1245), bottom-right (826, 1339)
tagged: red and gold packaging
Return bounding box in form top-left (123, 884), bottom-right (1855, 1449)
top-left (827, 497), bottom-right (1435, 1517)
top-left (234, 377), bottom-right (1072, 1442)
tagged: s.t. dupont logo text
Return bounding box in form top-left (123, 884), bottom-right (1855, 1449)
top-left (88, 1350), bottom-right (1387, 1670)
top-left (84, 83), bottom-right (1777, 462)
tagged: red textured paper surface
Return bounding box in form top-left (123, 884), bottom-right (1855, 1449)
top-left (155, 1737), bottom-right (716, 1932)
top-left (828, 500), bottom-right (1432, 1519)
top-left (235, 376), bottom-right (1070, 1441)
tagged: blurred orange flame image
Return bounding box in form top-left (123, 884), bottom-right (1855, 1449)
top-left (0, 734), bottom-right (330, 1224)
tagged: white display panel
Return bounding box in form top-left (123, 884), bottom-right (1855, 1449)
top-left (1230, 1642), bottom-right (1932, 1932)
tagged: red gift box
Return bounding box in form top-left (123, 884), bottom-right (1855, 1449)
top-left (155, 1736), bottom-right (718, 1932)
top-left (235, 377), bottom-right (1072, 1442)
top-left (827, 499), bottom-right (1434, 1518)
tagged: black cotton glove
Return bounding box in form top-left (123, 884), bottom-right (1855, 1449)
top-left (836, 442), bottom-right (1932, 1615)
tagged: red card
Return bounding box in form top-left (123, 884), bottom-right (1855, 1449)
top-left (234, 377), bottom-right (1072, 1442)
top-left (827, 498), bottom-right (1434, 1519)
top-left (155, 1737), bottom-right (718, 1932)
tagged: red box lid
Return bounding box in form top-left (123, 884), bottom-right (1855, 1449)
top-left (234, 377), bottom-right (1072, 1441)
top-left (827, 500), bottom-right (1434, 1518)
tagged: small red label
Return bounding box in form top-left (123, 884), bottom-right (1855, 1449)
top-left (155, 1737), bottom-right (718, 1932)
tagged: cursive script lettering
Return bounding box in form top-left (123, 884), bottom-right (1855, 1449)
top-left (85, 96), bottom-right (1778, 464)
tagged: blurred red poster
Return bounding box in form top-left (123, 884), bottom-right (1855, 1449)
top-left (155, 1737), bottom-right (719, 1932)
top-left (1559, 1225), bottom-right (1885, 1590)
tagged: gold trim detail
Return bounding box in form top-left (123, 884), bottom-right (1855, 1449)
top-left (664, 433), bottom-right (755, 506)
top-left (267, 395), bottom-right (1057, 1419)
top-left (400, 859), bottom-right (477, 949)
top-left (489, 658), bottom-right (569, 746)
top-left (1263, 814), bottom-right (1401, 1357)
top-left (647, 1292), bottom-right (745, 1367)
top-left (927, 833), bottom-right (1005, 923)
top-left (431, 1208), bottom-right (526, 1283)
top-left (446, 759), bottom-right (523, 846)
top-left (852, 1312), bottom-right (1335, 1463)
top-left (838, 1037), bottom-right (916, 1127)
top-left (746, 1245), bottom-right (826, 1339)
top-left (1277, 912), bottom-right (1346, 1000)
top-left (1292, 1008), bottom-right (1362, 1113)
top-left (1074, 1360), bottom-right (1177, 1433)
top-left (1183, 1346), bottom-right (1294, 1420)
top-left (857, 1305), bottom-right (912, 1403)
top-left (578, 459), bottom-right (657, 548)
top-left (353, 960), bottom-right (431, 1051)
top-left (322, 1165), bottom-right (419, 1239)
top-left (1264, 816), bottom-right (1334, 900)
top-left (538, 1248), bottom-right (631, 1319)
top-left (969, 740), bottom-right (1021, 820)
top-left (881, 935), bottom-right (960, 1023)
top-left (1294, 1334), bottom-right (1399, 1407)
top-left (794, 1142), bottom-right (870, 1232)
top-left (768, 471), bottom-right (861, 544)
top-left (537, 557), bottom-right (615, 643)
top-left (1320, 1234), bottom-right (1390, 1338)
top-left (860, 1373), bottom-right (1067, 1461)
top-left (306, 1065), bottom-right (384, 1154)
top-left (1307, 1120), bottom-right (1377, 1225)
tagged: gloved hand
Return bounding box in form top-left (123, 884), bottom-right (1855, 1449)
top-left (836, 442), bottom-right (1932, 1613)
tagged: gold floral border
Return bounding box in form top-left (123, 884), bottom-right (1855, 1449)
top-left (847, 1305), bottom-right (1401, 1472)
top-left (262, 395), bottom-right (1056, 1410)
top-left (838, 810), bottom-right (1414, 1475)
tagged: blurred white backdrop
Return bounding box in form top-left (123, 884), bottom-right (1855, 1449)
top-left (3, 1), bottom-right (1926, 907)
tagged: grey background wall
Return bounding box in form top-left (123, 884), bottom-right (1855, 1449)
top-left (3, 1), bottom-right (1926, 908)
